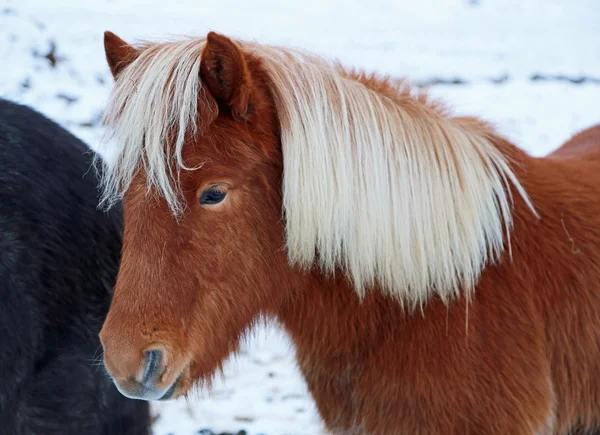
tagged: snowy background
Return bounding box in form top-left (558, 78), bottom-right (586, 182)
top-left (1, 0), bottom-right (599, 433)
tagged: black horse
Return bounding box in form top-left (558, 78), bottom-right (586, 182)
top-left (0, 98), bottom-right (150, 435)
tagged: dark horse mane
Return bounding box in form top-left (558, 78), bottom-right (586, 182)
top-left (0, 98), bottom-right (150, 434)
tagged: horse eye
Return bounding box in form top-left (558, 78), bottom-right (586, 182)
top-left (199, 186), bottom-right (227, 205)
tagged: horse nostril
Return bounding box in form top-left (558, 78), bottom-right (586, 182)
top-left (142, 349), bottom-right (163, 385)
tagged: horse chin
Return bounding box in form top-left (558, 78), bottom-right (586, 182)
top-left (159, 361), bottom-right (193, 401)
top-left (156, 375), bottom-right (184, 401)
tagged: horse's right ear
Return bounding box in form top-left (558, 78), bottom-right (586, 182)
top-left (200, 32), bottom-right (254, 121)
top-left (104, 31), bottom-right (139, 79)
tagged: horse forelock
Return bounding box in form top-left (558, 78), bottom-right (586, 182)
top-left (99, 37), bottom-right (216, 214)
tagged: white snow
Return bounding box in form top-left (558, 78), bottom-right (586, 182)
top-left (1, 0), bottom-right (599, 433)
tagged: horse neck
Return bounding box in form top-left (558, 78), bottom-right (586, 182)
top-left (274, 133), bottom-right (594, 352)
top-left (275, 267), bottom-right (405, 358)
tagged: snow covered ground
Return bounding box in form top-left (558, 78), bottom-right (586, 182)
top-left (1, 0), bottom-right (599, 433)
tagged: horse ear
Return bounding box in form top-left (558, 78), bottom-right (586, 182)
top-left (104, 31), bottom-right (139, 79)
top-left (200, 32), bottom-right (253, 121)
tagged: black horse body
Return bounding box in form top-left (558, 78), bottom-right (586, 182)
top-left (0, 98), bottom-right (150, 434)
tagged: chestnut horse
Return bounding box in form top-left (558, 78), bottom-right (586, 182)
top-left (98, 30), bottom-right (600, 434)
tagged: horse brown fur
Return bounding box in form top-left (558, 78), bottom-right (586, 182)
top-left (99, 31), bottom-right (600, 434)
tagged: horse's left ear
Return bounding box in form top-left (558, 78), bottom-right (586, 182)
top-left (104, 31), bottom-right (139, 79)
top-left (200, 32), bottom-right (253, 121)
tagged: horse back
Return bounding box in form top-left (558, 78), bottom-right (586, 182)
top-left (549, 124), bottom-right (600, 160)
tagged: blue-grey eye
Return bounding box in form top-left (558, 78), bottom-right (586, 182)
top-left (199, 186), bottom-right (227, 205)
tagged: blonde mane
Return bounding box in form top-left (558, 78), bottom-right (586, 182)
top-left (100, 36), bottom-right (535, 307)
